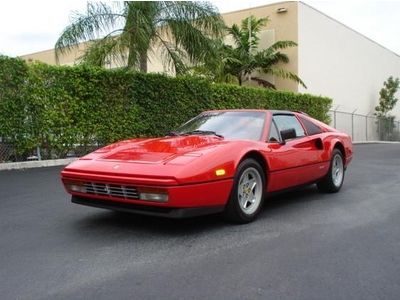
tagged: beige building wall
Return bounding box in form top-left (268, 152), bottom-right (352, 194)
top-left (222, 1), bottom-right (298, 92)
top-left (20, 1), bottom-right (300, 92)
top-left (22, 43), bottom-right (89, 66)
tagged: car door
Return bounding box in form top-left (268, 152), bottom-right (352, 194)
top-left (266, 114), bottom-right (327, 192)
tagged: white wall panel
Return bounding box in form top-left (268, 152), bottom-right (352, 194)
top-left (298, 2), bottom-right (400, 120)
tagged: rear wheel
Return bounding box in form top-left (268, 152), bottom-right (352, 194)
top-left (317, 149), bottom-right (344, 193)
top-left (224, 158), bottom-right (266, 223)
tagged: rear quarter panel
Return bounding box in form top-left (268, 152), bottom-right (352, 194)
top-left (324, 132), bottom-right (353, 167)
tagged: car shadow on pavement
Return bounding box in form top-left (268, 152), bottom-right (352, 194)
top-left (263, 184), bottom-right (325, 212)
top-left (71, 184), bottom-right (327, 238)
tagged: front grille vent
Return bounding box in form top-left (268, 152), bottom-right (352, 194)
top-left (84, 182), bottom-right (139, 200)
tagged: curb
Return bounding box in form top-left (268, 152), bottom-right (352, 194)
top-left (0, 158), bottom-right (77, 171)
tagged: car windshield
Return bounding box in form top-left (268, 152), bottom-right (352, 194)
top-left (174, 111), bottom-right (266, 141)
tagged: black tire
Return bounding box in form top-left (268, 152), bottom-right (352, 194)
top-left (317, 149), bottom-right (345, 193)
top-left (223, 158), bottom-right (266, 223)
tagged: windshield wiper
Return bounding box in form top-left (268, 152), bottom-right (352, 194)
top-left (182, 130), bottom-right (224, 138)
top-left (165, 131), bottom-right (181, 136)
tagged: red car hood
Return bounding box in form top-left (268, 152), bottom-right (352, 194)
top-left (97, 135), bottom-right (224, 163)
top-left (62, 135), bottom-right (233, 185)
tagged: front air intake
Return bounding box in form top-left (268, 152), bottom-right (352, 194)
top-left (84, 182), bottom-right (140, 200)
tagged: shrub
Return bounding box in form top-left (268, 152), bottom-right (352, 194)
top-left (0, 56), bottom-right (32, 159)
top-left (0, 56), bottom-right (332, 160)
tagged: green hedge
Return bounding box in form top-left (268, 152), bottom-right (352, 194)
top-left (0, 56), bottom-right (331, 160)
top-left (0, 56), bottom-right (31, 154)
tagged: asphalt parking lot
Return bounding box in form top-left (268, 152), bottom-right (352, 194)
top-left (0, 144), bottom-right (399, 300)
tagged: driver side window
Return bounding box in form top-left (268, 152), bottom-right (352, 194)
top-left (273, 115), bottom-right (305, 139)
top-left (268, 121), bottom-right (281, 142)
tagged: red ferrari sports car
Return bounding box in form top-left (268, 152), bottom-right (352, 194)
top-left (61, 109), bottom-right (353, 223)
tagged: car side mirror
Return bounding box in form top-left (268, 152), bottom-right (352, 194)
top-left (280, 128), bottom-right (297, 144)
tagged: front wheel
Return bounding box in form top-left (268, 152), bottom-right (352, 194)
top-left (223, 158), bottom-right (266, 223)
top-left (317, 149), bottom-right (345, 193)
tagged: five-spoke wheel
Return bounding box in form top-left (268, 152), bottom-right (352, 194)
top-left (317, 148), bottom-right (345, 193)
top-left (224, 158), bottom-right (265, 223)
top-left (238, 167), bottom-right (263, 215)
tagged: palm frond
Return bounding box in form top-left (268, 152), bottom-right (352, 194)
top-left (240, 16), bottom-right (268, 35)
top-left (155, 1), bottom-right (224, 64)
top-left (161, 20), bottom-right (213, 62)
top-left (238, 16), bottom-right (269, 51)
top-left (226, 24), bottom-right (243, 48)
top-left (266, 68), bottom-right (307, 88)
top-left (79, 32), bottom-right (127, 67)
top-left (156, 1), bottom-right (224, 37)
top-left (268, 40), bottom-right (297, 51)
top-left (155, 33), bottom-right (188, 74)
top-left (55, 2), bottom-right (125, 62)
top-left (255, 50), bottom-right (289, 66)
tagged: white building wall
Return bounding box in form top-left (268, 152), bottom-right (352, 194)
top-left (297, 2), bottom-right (400, 133)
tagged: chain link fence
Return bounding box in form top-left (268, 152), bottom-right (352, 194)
top-left (0, 139), bottom-right (16, 163)
top-left (329, 110), bottom-right (400, 142)
top-left (0, 138), bottom-right (102, 163)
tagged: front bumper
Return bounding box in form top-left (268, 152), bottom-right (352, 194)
top-left (72, 196), bottom-right (225, 218)
top-left (63, 177), bottom-right (233, 208)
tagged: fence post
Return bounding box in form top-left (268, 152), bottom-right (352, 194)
top-left (378, 118), bottom-right (381, 141)
top-left (351, 109), bottom-right (357, 141)
top-left (36, 146), bottom-right (42, 161)
top-left (333, 111), bottom-right (336, 128)
top-left (365, 115), bottom-right (368, 141)
top-left (398, 121), bottom-right (400, 141)
top-left (332, 105), bottom-right (340, 129)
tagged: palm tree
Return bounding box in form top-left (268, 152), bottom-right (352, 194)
top-left (55, 1), bottom-right (224, 73)
top-left (190, 39), bottom-right (239, 83)
top-left (195, 16), bottom-right (306, 88)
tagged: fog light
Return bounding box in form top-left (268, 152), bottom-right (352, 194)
top-left (69, 184), bottom-right (85, 193)
top-left (139, 193), bottom-right (168, 202)
top-left (138, 187), bottom-right (168, 202)
top-left (64, 181), bottom-right (86, 193)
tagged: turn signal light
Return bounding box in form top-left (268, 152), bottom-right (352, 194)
top-left (215, 169), bottom-right (226, 176)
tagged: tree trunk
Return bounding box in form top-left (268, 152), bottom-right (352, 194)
top-left (126, 3), bottom-right (137, 70)
top-left (127, 35), bottom-right (137, 70)
top-left (139, 51), bottom-right (147, 73)
top-left (127, 47), bottom-right (136, 69)
top-left (238, 75), bottom-right (242, 86)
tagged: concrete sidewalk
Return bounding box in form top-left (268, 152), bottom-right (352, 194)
top-left (0, 158), bottom-right (77, 171)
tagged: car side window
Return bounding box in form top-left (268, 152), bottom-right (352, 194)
top-left (298, 116), bottom-right (323, 135)
top-left (268, 120), bottom-right (281, 142)
top-left (273, 115), bottom-right (305, 139)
